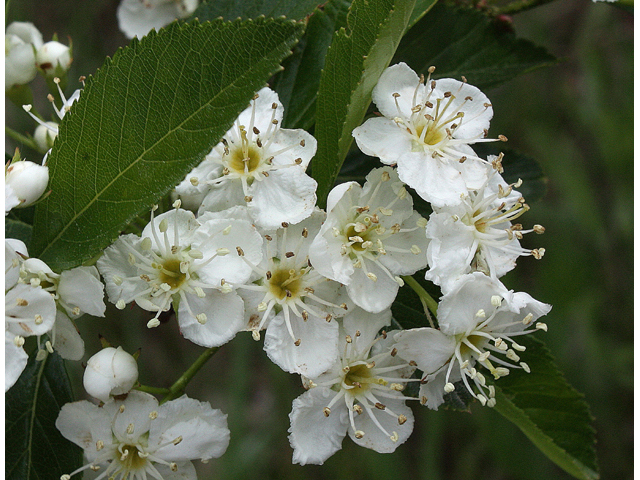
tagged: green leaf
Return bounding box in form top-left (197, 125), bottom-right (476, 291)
top-left (272, 0), bottom-right (352, 130)
top-left (393, 4), bottom-right (557, 90)
top-left (493, 336), bottom-right (599, 480)
top-left (6, 352), bottom-right (82, 480)
top-left (313, 0), bottom-right (417, 207)
top-left (30, 19), bottom-right (304, 272)
top-left (190, 0), bottom-right (323, 21)
top-left (406, 0), bottom-right (438, 30)
top-left (391, 275), bottom-right (441, 330)
top-left (5, 217), bottom-right (33, 245)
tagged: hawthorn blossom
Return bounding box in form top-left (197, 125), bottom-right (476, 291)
top-left (425, 163), bottom-right (545, 292)
top-left (236, 210), bottom-right (349, 378)
top-left (288, 308), bottom-right (417, 465)
top-left (394, 273), bottom-right (551, 409)
top-left (97, 204), bottom-right (263, 348)
top-left (84, 347), bottom-right (139, 403)
top-left (117, 0), bottom-right (199, 39)
top-left (5, 240), bottom-right (56, 390)
top-left (310, 166), bottom-right (428, 313)
top-left (56, 390), bottom-right (230, 480)
top-left (176, 87), bottom-right (317, 229)
top-left (353, 62), bottom-right (505, 207)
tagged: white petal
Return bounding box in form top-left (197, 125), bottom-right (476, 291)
top-left (117, 0), bottom-right (181, 39)
top-left (5, 331), bottom-right (28, 391)
top-left (433, 78), bottom-right (493, 140)
top-left (264, 312), bottom-right (339, 378)
top-left (396, 152), bottom-right (469, 207)
top-left (424, 211), bottom-right (476, 287)
top-left (438, 273), bottom-right (507, 335)
top-left (352, 117), bottom-right (413, 165)
top-left (55, 400), bottom-right (114, 461)
top-left (106, 391), bottom-right (156, 444)
top-left (308, 223), bottom-right (354, 285)
top-left (288, 388), bottom-right (349, 465)
top-left (53, 311), bottom-right (85, 361)
top-left (97, 234), bottom-right (149, 304)
top-left (178, 290), bottom-right (245, 348)
top-left (342, 307), bottom-right (392, 346)
top-left (248, 167), bottom-right (317, 229)
top-left (151, 395), bottom-right (230, 462)
top-left (191, 218), bottom-right (263, 285)
top-left (58, 266), bottom-right (106, 318)
top-left (372, 62), bottom-right (423, 119)
top-left (349, 395), bottom-right (414, 453)
top-left (394, 328), bottom-right (456, 374)
top-left (142, 209), bottom-right (200, 252)
top-left (346, 261), bottom-right (399, 313)
top-left (5, 283), bottom-right (56, 336)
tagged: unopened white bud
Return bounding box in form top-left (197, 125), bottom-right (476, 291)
top-left (5, 160), bottom-right (49, 208)
top-left (33, 122), bottom-right (59, 151)
top-left (83, 346), bottom-right (138, 402)
top-left (36, 41), bottom-right (72, 77)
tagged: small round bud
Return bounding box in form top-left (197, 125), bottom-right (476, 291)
top-left (33, 122), bottom-right (59, 152)
top-left (83, 346), bottom-right (138, 402)
top-left (36, 41), bottom-right (72, 77)
top-left (5, 160), bottom-right (49, 208)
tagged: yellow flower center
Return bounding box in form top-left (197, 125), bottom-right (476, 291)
top-left (159, 259), bottom-right (187, 290)
top-left (268, 268), bottom-right (304, 301)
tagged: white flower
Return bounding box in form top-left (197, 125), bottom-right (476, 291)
top-left (353, 62), bottom-right (505, 207)
top-left (288, 308), bottom-right (417, 465)
top-left (394, 273), bottom-right (551, 409)
top-left (18, 256), bottom-right (105, 361)
top-left (5, 282), bottom-right (57, 391)
top-left (5, 159), bottom-right (49, 211)
top-left (117, 0), bottom-right (199, 39)
top-left (36, 40), bottom-right (72, 77)
top-left (310, 166), bottom-right (428, 313)
top-left (56, 390), bottom-right (230, 480)
top-left (97, 204), bottom-right (263, 348)
top-left (5, 33), bottom-right (37, 89)
top-left (176, 87), bottom-right (318, 229)
top-left (425, 164), bottom-right (545, 291)
top-left (236, 210), bottom-right (348, 378)
top-left (84, 347), bottom-right (139, 402)
top-left (20, 258), bottom-right (106, 319)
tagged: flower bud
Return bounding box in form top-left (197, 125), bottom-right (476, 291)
top-left (5, 34), bottom-right (37, 89)
top-left (5, 160), bottom-right (49, 208)
top-left (33, 122), bottom-right (58, 151)
top-left (83, 346), bottom-right (139, 402)
top-left (36, 41), bottom-right (71, 77)
top-left (6, 22), bottom-right (43, 49)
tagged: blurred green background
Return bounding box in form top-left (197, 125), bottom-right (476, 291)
top-left (6, 0), bottom-right (633, 479)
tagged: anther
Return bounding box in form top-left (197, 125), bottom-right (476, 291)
top-left (375, 403), bottom-right (386, 410)
top-left (285, 251), bottom-right (295, 258)
top-left (536, 322), bottom-right (548, 332)
top-left (354, 430), bottom-right (365, 439)
top-left (323, 407), bottom-right (331, 417)
top-left (236, 246), bottom-right (245, 256)
top-left (499, 135), bottom-right (508, 142)
top-left (294, 339), bottom-right (301, 346)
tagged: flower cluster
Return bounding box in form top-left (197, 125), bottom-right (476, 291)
top-left (5, 59), bottom-right (552, 476)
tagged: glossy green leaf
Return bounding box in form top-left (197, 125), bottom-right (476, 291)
top-left (406, 0), bottom-right (438, 30)
top-left (5, 217), bottom-right (33, 245)
top-left (6, 352), bottom-right (82, 480)
top-left (190, 0), bottom-right (323, 21)
top-left (493, 336), bottom-right (599, 480)
top-left (30, 19), bottom-right (304, 272)
top-left (313, 0), bottom-right (417, 206)
top-left (393, 4), bottom-right (557, 90)
top-left (273, 0), bottom-right (352, 130)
